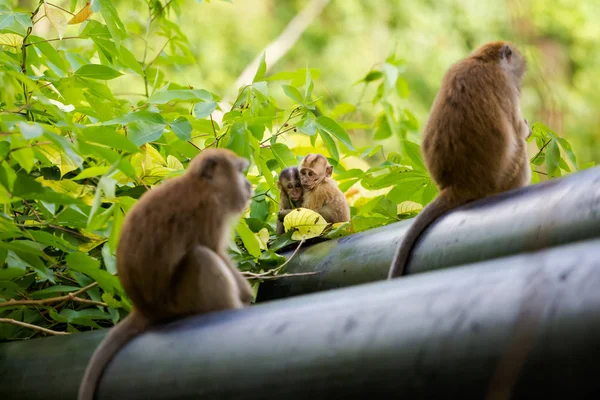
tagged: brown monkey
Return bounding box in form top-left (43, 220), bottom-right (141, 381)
top-left (388, 41), bottom-right (531, 279)
top-left (276, 167), bottom-right (304, 235)
top-left (299, 154), bottom-right (350, 223)
top-left (78, 148), bottom-right (253, 400)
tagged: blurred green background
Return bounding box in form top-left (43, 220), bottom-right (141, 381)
top-left (128, 0), bottom-right (599, 164)
top-left (17, 0), bottom-right (600, 163)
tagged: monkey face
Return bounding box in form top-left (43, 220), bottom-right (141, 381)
top-left (284, 180), bottom-right (303, 201)
top-left (299, 155), bottom-right (332, 190)
top-left (299, 167), bottom-right (319, 190)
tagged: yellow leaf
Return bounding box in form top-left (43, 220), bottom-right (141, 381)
top-left (256, 228), bottom-right (270, 250)
top-left (283, 207), bottom-right (328, 240)
top-left (68, 2), bottom-right (92, 25)
top-left (0, 33), bottom-right (24, 49)
top-left (398, 201), bottom-right (423, 214)
top-left (37, 145), bottom-right (79, 177)
top-left (166, 155), bottom-right (184, 171)
top-left (45, 2), bottom-right (68, 40)
top-left (35, 176), bottom-right (96, 205)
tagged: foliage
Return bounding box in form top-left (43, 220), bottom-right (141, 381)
top-left (0, 0), bottom-right (591, 339)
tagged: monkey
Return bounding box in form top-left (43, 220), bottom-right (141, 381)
top-left (78, 148), bottom-right (254, 400)
top-left (276, 167), bottom-right (304, 235)
top-left (299, 153), bottom-right (350, 224)
top-left (388, 41), bottom-right (531, 279)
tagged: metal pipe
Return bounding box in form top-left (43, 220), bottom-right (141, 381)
top-left (257, 167), bottom-right (600, 301)
top-left (1, 239), bottom-right (600, 399)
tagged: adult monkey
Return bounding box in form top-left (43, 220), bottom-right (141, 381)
top-left (299, 154), bottom-right (350, 223)
top-left (276, 167), bottom-right (304, 235)
top-left (78, 148), bottom-right (254, 400)
top-left (389, 41), bottom-right (531, 279)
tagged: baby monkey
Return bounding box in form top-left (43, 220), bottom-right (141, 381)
top-left (299, 154), bottom-right (350, 224)
top-left (277, 167), bottom-right (304, 235)
top-left (388, 41), bottom-right (531, 279)
top-left (78, 149), bottom-right (253, 400)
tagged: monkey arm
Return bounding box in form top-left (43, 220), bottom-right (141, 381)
top-left (278, 208), bottom-right (293, 221)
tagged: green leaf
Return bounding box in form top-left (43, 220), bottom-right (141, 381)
top-left (315, 116), bottom-right (355, 150)
top-left (401, 140), bottom-right (425, 171)
top-left (127, 122), bottom-right (166, 146)
top-left (170, 117), bottom-right (192, 141)
top-left (193, 101), bottom-right (217, 119)
top-left (147, 89), bottom-right (212, 104)
top-left (66, 252), bottom-right (120, 294)
top-left (545, 139), bottom-right (560, 177)
top-left (82, 126), bottom-right (140, 153)
top-left (104, 111), bottom-right (166, 126)
top-left (236, 219), bottom-right (262, 259)
top-left (556, 137), bottom-right (578, 170)
top-left (72, 166), bottom-right (111, 180)
top-left (373, 114), bottom-right (392, 140)
top-left (18, 122), bottom-right (43, 139)
top-left (75, 64), bottom-right (122, 80)
top-left (253, 52), bottom-right (267, 82)
top-left (97, 0), bottom-right (126, 47)
top-left (297, 113), bottom-right (317, 136)
top-left (11, 147), bottom-right (35, 173)
top-left (319, 130), bottom-right (339, 160)
top-left (270, 143), bottom-right (297, 168)
top-left (119, 45), bottom-right (143, 75)
top-left (282, 85), bottom-right (304, 104)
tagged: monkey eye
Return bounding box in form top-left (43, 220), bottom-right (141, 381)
top-left (287, 184), bottom-right (293, 189)
top-left (308, 171), bottom-right (313, 177)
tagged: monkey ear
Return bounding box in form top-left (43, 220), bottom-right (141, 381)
top-left (198, 156), bottom-right (218, 180)
top-left (499, 45), bottom-right (512, 60)
top-left (326, 165), bottom-right (333, 177)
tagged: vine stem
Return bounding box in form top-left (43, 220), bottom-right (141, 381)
top-left (0, 318), bottom-right (69, 336)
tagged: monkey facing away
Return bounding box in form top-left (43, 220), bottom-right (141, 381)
top-left (78, 148), bottom-right (254, 400)
top-left (277, 167), bottom-right (304, 235)
top-left (299, 154), bottom-right (350, 224)
top-left (388, 41), bottom-right (531, 279)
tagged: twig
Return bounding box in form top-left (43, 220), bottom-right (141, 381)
top-left (260, 107), bottom-right (302, 145)
top-left (150, 0), bottom-right (174, 22)
top-left (0, 282), bottom-right (99, 307)
top-left (530, 139), bottom-right (551, 163)
top-left (22, 199), bottom-right (42, 223)
top-left (0, 318), bottom-right (69, 335)
top-left (45, 2), bottom-right (75, 15)
top-left (23, 36), bottom-right (84, 47)
top-left (243, 271), bottom-right (319, 280)
top-left (144, 38), bottom-right (172, 70)
top-left (242, 238), bottom-right (305, 278)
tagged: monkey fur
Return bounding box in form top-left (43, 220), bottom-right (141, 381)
top-left (78, 148), bottom-right (254, 400)
top-left (299, 154), bottom-right (350, 224)
top-left (277, 167), bottom-right (304, 235)
top-left (388, 41), bottom-right (531, 279)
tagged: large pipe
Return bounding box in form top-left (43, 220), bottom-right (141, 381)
top-left (257, 167), bottom-right (600, 301)
top-left (1, 239), bottom-right (600, 399)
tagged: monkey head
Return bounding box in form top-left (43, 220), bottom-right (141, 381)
top-left (299, 154), bottom-right (332, 190)
top-left (186, 148), bottom-right (252, 212)
top-left (472, 41), bottom-right (527, 88)
top-left (278, 167), bottom-right (303, 203)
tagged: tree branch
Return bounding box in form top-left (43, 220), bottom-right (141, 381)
top-left (0, 318), bottom-right (69, 335)
top-left (0, 282), bottom-right (99, 308)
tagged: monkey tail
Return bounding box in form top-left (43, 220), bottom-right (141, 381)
top-left (78, 310), bottom-right (148, 400)
top-left (388, 191), bottom-right (460, 279)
